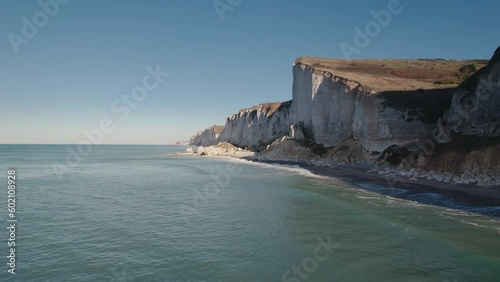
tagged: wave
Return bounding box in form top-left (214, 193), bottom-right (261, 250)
top-left (355, 182), bottom-right (409, 197)
top-left (218, 156), bottom-right (328, 179)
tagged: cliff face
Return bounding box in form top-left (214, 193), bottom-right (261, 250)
top-left (190, 46), bottom-right (500, 182)
top-left (219, 101), bottom-right (292, 150)
top-left (397, 47), bottom-right (500, 180)
top-left (291, 63), bottom-right (453, 152)
top-left (189, 125), bottom-right (225, 146)
top-left (189, 102), bottom-right (292, 150)
top-left (291, 65), bottom-right (360, 148)
top-left (192, 63), bottom-right (456, 155)
top-left (446, 47), bottom-right (500, 137)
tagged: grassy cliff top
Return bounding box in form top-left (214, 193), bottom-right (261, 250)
top-left (296, 57), bottom-right (488, 92)
top-left (237, 101), bottom-right (289, 117)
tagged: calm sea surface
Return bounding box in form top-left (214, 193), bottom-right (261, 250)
top-left (0, 145), bottom-right (499, 281)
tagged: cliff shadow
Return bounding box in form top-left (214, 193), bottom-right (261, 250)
top-left (379, 88), bottom-right (455, 124)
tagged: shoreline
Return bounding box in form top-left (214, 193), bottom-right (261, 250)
top-left (182, 144), bottom-right (500, 217)
top-left (240, 156), bottom-right (500, 217)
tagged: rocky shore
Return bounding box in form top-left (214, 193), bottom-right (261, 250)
top-left (184, 142), bottom-right (254, 158)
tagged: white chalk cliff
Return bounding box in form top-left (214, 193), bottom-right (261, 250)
top-left (190, 47), bottom-right (500, 182)
top-left (189, 125), bottom-right (224, 146)
top-left (218, 102), bottom-right (292, 150)
top-left (290, 63), bottom-right (453, 152)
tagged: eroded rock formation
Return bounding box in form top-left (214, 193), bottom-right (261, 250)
top-left (189, 125), bottom-right (225, 146)
top-left (291, 63), bottom-right (453, 152)
top-left (189, 102), bottom-right (292, 150)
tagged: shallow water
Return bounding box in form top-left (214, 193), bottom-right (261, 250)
top-left (0, 145), bottom-right (499, 281)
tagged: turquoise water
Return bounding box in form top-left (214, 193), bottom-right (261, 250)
top-left (0, 144), bottom-right (499, 281)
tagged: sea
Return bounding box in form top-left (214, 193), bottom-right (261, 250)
top-left (0, 144), bottom-right (499, 281)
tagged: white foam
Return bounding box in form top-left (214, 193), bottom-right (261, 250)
top-left (219, 156), bottom-right (328, 179)
top-left (222, 157), bottom-right (500, 229)
top-left (355, 195), bottom-right (377, 199)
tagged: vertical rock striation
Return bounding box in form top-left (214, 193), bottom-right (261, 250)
top-left (218, 101), bottom-right (292, 150)
top-left (291, 63), bottom-right (453, 152)
top-left (189, 125), bottom-right (225, 146)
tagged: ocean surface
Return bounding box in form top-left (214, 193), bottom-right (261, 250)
top-left (0, 144), bottom-right (499, 282)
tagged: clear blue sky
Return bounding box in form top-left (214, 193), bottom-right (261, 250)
top-left (1, 0), bottom-right (499, 144)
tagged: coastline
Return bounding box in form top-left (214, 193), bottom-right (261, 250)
top-left (239, 156), bottom-right (500, 217)
top-left (180, 143), bottom-right (500, 217)
top-left (186, 46), bottom-right (500, 222)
